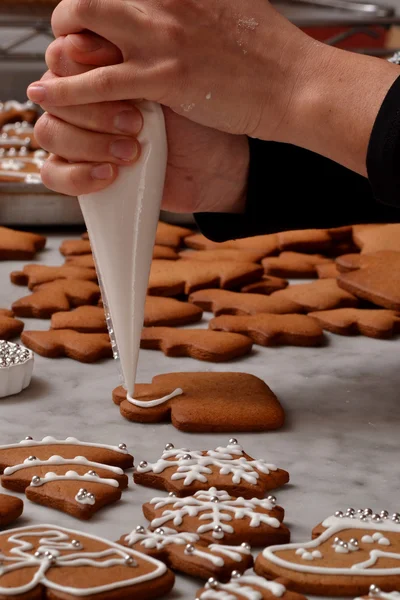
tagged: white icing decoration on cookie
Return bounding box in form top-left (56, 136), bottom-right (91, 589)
top-left (208, 544), bottom-right (252, 562)
top-left (124, 526), bottom-right (199, 549)
top-left (150, 487), bottom-right (280, 539)
top-left (4, 455), bottom-right (124, 476)
top-left (185, 545), bottom-right (225, 566)
top-left (0, 100), bottom-right (35, 112)
top-left (126, 387), bottom-right (183, 407)
top-left (263, 513), bottom-right (400, 575)
top-left (0, 524), bottom-right (166, 595)
top-left (295, 548), bottom-right (322, 560)
top-left (136, 441), bottom-right (277, 486)
top-left (362, 533), bottom-right (391, 546)
top-left (0, 170), bottom-right (41, 183)
top-left (200, 575), bottom-right (286, 599)
top-left (75, 492), bottom-right (96, 505)
top-left (0, 436), bottom-right (130, 454)
top-left (365, 592), bottom-right (400, 600)
top-left (29, 470), bottom-right (119, 488)
top-left (2, 121), bottom-right (34, 133)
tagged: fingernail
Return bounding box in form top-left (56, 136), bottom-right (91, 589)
top-left (114, 110), bottom-right (142, 135)
top-left (111, 138), bottom-right (137, 161)
top-left (27, 84), bottom-right (46, 103)
top-left (91, 163), bottom-right (114, 180)
top-left (68, 33), bottom-right (101, 52)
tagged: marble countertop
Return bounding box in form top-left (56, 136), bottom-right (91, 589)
top-left (0, 231), bottom-right (399, 599)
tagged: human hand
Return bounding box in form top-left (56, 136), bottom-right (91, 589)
top-left (36, 33), bottom-right (249, 213)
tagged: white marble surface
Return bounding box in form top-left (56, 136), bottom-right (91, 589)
top-left (0, 231), bottom-right (399, 599)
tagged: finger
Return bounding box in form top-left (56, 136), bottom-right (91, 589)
top-left (34, 113), bottom-right (140, 163)
top-left (41, 154), bottom-right (118, 196)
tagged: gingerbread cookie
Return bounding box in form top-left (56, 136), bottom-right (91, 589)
top-left (0, 524), bottom-right (174, 597)
top-left (134, 438), bottom-right (289, 498)
top-left (180, 249), bottom-right (267, 263)
top-left (316, 263), bottom-right (340, 279)
top-left (60, 239), bottom-right (92, 256)
top-left (255, 509), bottom-right (400, 595)
top-left (13, 280), bottom-right (100, 318)
top-left (196, 573), bottom-right (307, 600)
top-left (336, 251), bottom-right (396, 274)
top-left (144, 487), bottom-right (289, 546)
top-left (1, 121), bottom-right (39, 150)
top-left (309, 308), bottom-right (400, 339)
top-left (148, 260), bottom-right (263, 296)
top-left (188, 290), bottom-right (295, 316)
top-left (21, 330), bottom-right (112, 362)
top-left (277, 226), bottom-right (352, 253)
top-left (0, 436), bottom-right (133, 472)
top-left (353, 223), bottom-right (400, 254)
top-left (11, 264), bottom-right (98, 289)
top-left (141, 327), bottom-right (253, 362)
top-left (119, 526), bottom-right (253, 582)
top-left (155, 221), bottom-right (193, 247)
top-left (113, 372), bottom-right (285, 432)
top-left (262, 252), bottom-right (332, 278)
top-left (153, 245), bottom-right (179, 260)
top-left (0, 493), bottom-right (23, 525)
top-left (270, 279), bottom-right (358, 312)
top-left (356, 585), bottom-right (400, 600)
top-left (0, 148), bottom-right (46, 183)
top-left (0, 309), bottom-right (24, 340)
top-left (65, 253), bottom-right (96, 268)
top-left (144, 297), bottom-right (203, 327)
top-left (51, 306), bottom-right (106, 333)
top-left (184, 233), bottom-right (279, 256)
top-left (0, 100), bottom-right (38, 127)
top-left (241, 276), bottom-right (288, 295)
top-left (210, 314), bottom-right (324, 347)
top-left (0, 226), bottom-right (46, 260)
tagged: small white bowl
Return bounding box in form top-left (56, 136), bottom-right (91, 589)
top-left (0, 341), bottom-right (34, 398)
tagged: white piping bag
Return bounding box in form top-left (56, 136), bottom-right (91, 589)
top-left (78, 101), bottom-right (167, 397)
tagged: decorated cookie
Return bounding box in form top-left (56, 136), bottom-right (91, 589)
top-left (21, 330), bottom-right (112, 362)
top-left (277, 226), bottom-right (352, 253)
top-left (0, 493), bottom-right (23, 525)
top-left (241, 276), bottom-right (289, 295)
top-left (0, 148), bottom-right (46, 183)
top-left (0, 226), bottom-right (46, 260)
top-left (309, 308), bottom-right (400, 339)
top-left (13, 280), bottom-right (101, 318)
top-left (316, 263), bottom-right (340, 279)
top-left (144, 487), bottom-right (289, 546)
top-left (353, 223), bottom-right (400, 254)
top-left (209, 314), bottom-right (324, 347)
top-left (134, 439), bottom-right (289, 498)
top-left (0, 100), bottom-right (38, 127)
top-left (141, 327), bottom-right (253, 361)
top-left (180, 249), bottom-right (267, 263)
top-left (0, 523), bottom-right (174, 597)
top-left (113, 371), bottom-right (285, 432)
top-left (0, 340), bottom-right (34, 398)
top-left (184, 233), bottom-right (279, 256)
top-left (196, 573), bottom-right (307, 600)
top-left (0, 309), bottom-right (24, 340)
top-left (0, 436), bottom-right (133, 471)
top-left (356, 585), bottom-right (400, 600)
top-left (60, 239), bottom-right (92, 256)
top-left (262, 252), bottom-right (332, 278)
top-left (255, 509), bottom-right (400, 595)
top-left (148, 260), bottom-right (263, 296)
top-left (118, 526), bottom-right (253, 582)
top-left (11, 264), bottom-right (97, 289)
top-left (2, 455), bottom-right (129, 492)
top-left (0, 121), bottom-right (39, 149)
top-left (155, 221), bottom-right (193, 247)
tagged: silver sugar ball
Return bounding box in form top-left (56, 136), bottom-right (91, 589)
top-left (359, 514), bottom-right (368, 522)
top-left (135, 525), bottom-right (145, 534)
top-left (71, 540), bottom-right (81, 549)
top-left (124, 555), bottom-right (135, 566)
top-left (213, 526), bottom-right (223, 534)
top-left (28, 456), bottom-right (37, 461)
top-left (346, 508), bottom-right (355, 515)
top-left (44, 551), bottom-right (53, 558)
top-left (168, 492), bottom-right (177, 497)
top-left (87, 493), bottom-right (95, 501)
top-left (87, 470), bottom-right (97, 477)
top-left (210, 496), bottom-right (219, 503)
top-left (371, 514), bottom-right (382, 522)
top-left (349, 538), bottom-right (359, 547)
top-left (155, 528), bottom-right (165, 535)
top-left (370, 584), bottom-right (381, 595)
top-left (79, 488), bottom-right (88, 495)
top-left (228, 438), bottom-right (238, 445)
top-left (31, 475), bottom-right (41, 485)
top-left (334, 511), bottom-right (343, 518)
top-left (392, 512), bottom-right (400, 521)
top-left (380, 510), bottom-right (389, 519)
top-left (334, 537), bottom-right (341, 544)
top-left (164, 443), bottom-right (174, 451)
top-left (206, 578), bottom-right (219, 589)
top-left (182, 454), bottom-right (192, 461)
top-left (231, 570), bottom-right (242, 579)
top-left (339, 540), bottom-right (348, 548)
top-left (241, 542), bottom-right (251, 550)
top-left (185, 544), bottom-right (195, 554)
top-left (363, 508), bottom-right (373, 516)
top-left (118, 443), bottom-right (127, 450)
top-left (267, 495), bottom-right (276, 505)
top-left (34, 551), bottom-right (42, 558)
top-left (139, 461), bottom-right (148, 468)
top-left (25, 436), bottom-right (33, 440)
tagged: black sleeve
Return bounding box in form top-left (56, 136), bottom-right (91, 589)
top-left (194, 76), bottom-right (400, 243)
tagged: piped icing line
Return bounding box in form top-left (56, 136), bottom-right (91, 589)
top-left (208, 543), bottom-right (252, 561)
top-left (262, 513), bottom-right (400, 576)
top-left (0, 524), bottom-right (166, 596)
top-left (185, 544), bottom-right (225, 567)
top-left (4, 455), bottom-right (124, 476)
top-left (29, 470), bottom-right (120, 488)
top-left (0, 137), bottom-right (31, 147)
top-left (0, 436), bottom-right (130, 454)
top-left (200, 575), bottom-right (286, 599)
top-left (2, 121), bottom-right (34, 133)
top-left (0, 170), bottom-right (41, 183)
top-left (124, 526), bottom-right (199, 549)
top-left (126, 387), bottom-right (183, 407)
top-left (0, 100), bottom-right (36, 112)
top-left (75, 490), bottom-right (96, 505)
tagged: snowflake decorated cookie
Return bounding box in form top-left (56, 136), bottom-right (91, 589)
top-left (255, 508), bottom-right (400, 596)
top-left (118, 525), bottom-right (253, 582)
top-left (143, 487), bottom-right (290, 546)
top-left (0, 524), bottom-right (174, 598)
top-left (195, 572), bottom-right (307, 600)
top-left (134, 439), bottom-right (289, 498)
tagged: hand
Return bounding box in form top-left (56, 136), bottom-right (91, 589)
top-left (28, 0), bottom-right (313, 141)
top-left (36, 33), bottom-right (249, 213)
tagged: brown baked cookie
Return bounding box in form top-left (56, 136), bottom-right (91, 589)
top-left (11, 264), bottom-right (98, 289)
top-left (134, 438), bottom-right (289, 498)
top-left (336, 251), bottom-right (396, 273)
top-left (255, 510), bottom-right (400, 596)
top-left (148, 260), bottom-right (263, 296)
top-left (0, 100), bottom-right (38, 126)
top-left (21, 330), bottom-right (112, 362)
top-left (210, 314), bottom-right (324, 347)
top-left (0, 226), bottom-right (46, 260)
top-left (118, 526), bottom-right (253, 582)
top-left (155, 221), bottom-right (193, 247)
top-left (277, 226), bottom-right (352, 253)
top-left (12, 280), bottom-right (100, 318)
top-left (144, 297), bottom-right (203, 326)
top-left (353, 223), bottom-right (400, 253)
top-left (0, 493), bottom-right (23, 525)
top-left (0, 436), bottom-right (133, 472)
top-left (271, 279), bottom-right (359, 312)
top-left (113, 372), bottom-right (285, 432)
top-left (0, 523), bottom-right (174, 598)
top-left (143, 487), bottom-right (289, 546)
top-left (189, 289), bottom-right (301, 316)
top-left (141, 327), bottom-right (253, 362)
top-left (357, 586), bottom-right (400, 600)
top-left (316, 263), bottom-right (340, 279)
top-left (262, 252), bottom-right (333, 278)
top-left (65, 253), bottom-right (96, 268)
top-left (153, 245), bottom-right (179, 260)
top-left (1, 122), bottom-right (39, 150)
top-left (241, 276), bottom-right (289, 295)
top-left (184, 233), bottom-right (279, 256)
top-left (51, 306), bottom-right (106, 333)
top-left (0, 308), bottom-right (24, 340)
top-left (337, 251), bottom-right (400, 310)
top-left (179, 248), bottom-right (267, 263)
top-left (196, 574), bottom-right (307, 600)
top-left (60, 239), bottom-right (92, 256)
top-left (309, 308), bottom-right (400, 339)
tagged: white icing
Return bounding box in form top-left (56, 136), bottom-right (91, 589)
top-left (75, 492), bottom-right (95, 505)
top-left (4, 455), bottom-right (124, 476)
top-left (2, 121), bottom-right (34, 133)
top-left (366, 593), bottom-right (400, 600)
top-left (200, 575), bottom-right (286, 599)
top-left (263, 514), bottom-right (400, 575)
top-left (208, 544), bottom-right (251, 562)
top-left (0, 524), bottom-right (166, 595)
top-left (0, 137), bottom-right (30, 147)
top-left (136, 442), bottom-right (277, 486)
top-left (79, 101), bottom-right (167, 396)
top-left (185, 545), bottom-right (224, 567)
top-left (362, 533), bottom-right (391, 546)
top-left (124, 526), bottom-right (199, 549)
top-left (127, 387), bottom-right (183, 408)
top-left (0, 170), bottom-right (41, 183)
top-left (0, 436), bottom-right (130, 454)
top-left (0, 100), bottom-right (35, 112)
top-left (150, 487), bottom-right (280, 539)
top-left (296, 548), bottom-right (322, 560)
top-left (29, 470), bottom-right (120, 488)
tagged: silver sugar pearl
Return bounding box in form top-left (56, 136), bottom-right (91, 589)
top-left (31, 475), bottom-right (41, 485)
top-left (124, 555), bottom-right (135, 566)
top-left (363, 508), bottom-right (373, 516)
top-left (210, 496), bottom-right (219, 503)
top-left (359, 514), bottom-right (368, 522)
top-left (380, 510), bottom-right (389, 519)
top-left (206, 578), bottom-right (219, 589)
top-left (164, 443), bottom-right (174, 451)
top-left (346, 508), bottom-right (355, 515)
top-left (155, 528), bottom-right (165, 535)
top-left (71, 540), bottom-right (81, 549)
top-left (213, 526), bottom-right (223, 534)
top-left (241, 542), bottom-right (251, 550)
top-left (182, 454), bottom-right (192, 461)
top-left (28, 456), bottom-right (37, 461)
top-left (139, 461), bottom-right (148, 468)
top-left (25, 436), bottom-right (33, 440)
top-left (349, 538), bottom-right (359, 547)
top-left (334, 511), bottom-right (343, 518)
top-left (228, 438), bottom-right (238, 445)
top-left (392, 512), bottom-right (400, 521)
top-left (87, 470), bottom-right (97, 477)
top-left (231, 570), bottom-right (241, 579)
top-left (44, 551), bottom-right (53, 558)
top-left (334, 537), bottom-right (341, 544)
top-left (185, 544), bottom-right (195, 554)
top-left (339, 540), bottom-right (348, 548)
top-left (87, 493), bottom-right (95, 501)
top-left (168, 492), bottom-right (177, 497)
top-left (371, 514), bottom-right (382, 522)
top-left (34, 551), bottom-right (42, 558)
top-left (135, 526), bottom-right (145, 534)
top-left (370, 584), bottom-right (381, 595)
top-left (118, 443), bottom-right (127, 450)
top-left (267, 495), bottom-right (276, 505)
